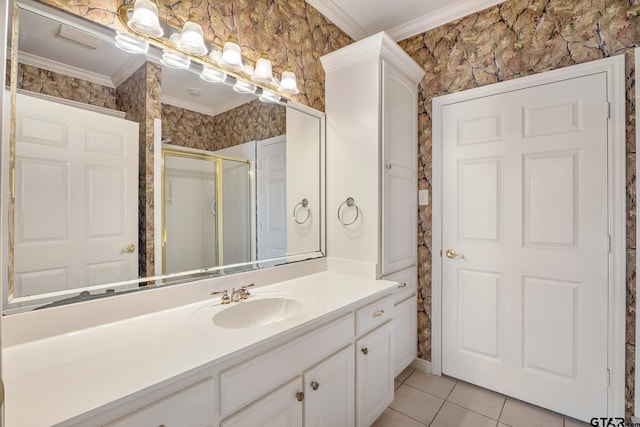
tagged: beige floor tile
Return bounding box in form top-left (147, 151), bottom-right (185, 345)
top-left (395, 380), bottom-right (402, 390)
top-left (431, 402), bottom-right (498, 427)
top-left (371, 408), bottom-right (426, 427)
top-left (498, 424), bottom-right (511, 427)
top-left (564, 417), bottom-right (591, 427)
top-left (403, 370), bottom-right (457, 399)
top-left (499, 398), bottom-right (563, 427)
top-left (389, 384), bottom-right (444, 425)
top-left (447, 381), bottom-right (505, 420)
top-left (396, 366), bottom-right (415, 382)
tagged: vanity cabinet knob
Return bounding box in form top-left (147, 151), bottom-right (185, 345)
top-left (398, 282), bottom-right (407, 288)
top-left (385, 164), bottom-right (392, 170)
top-left (373, 309), bottom-right (384, 317)
top-left (311, 381), bottom-right (320, 391)
top-left (296, 391), bottom-right (305, 402)
top-left (361, 347), bottom-right (369, 355)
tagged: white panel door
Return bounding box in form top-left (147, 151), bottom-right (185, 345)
top-left (13, 93), bottom-right (139, 296)
top-left (257, 136), bottom-right (287, 260)
top-left (382, 61), bottom-right (418, 276)
top-left (441, 73), bottom-right (609, 421)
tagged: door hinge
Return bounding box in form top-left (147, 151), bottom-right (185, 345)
top-left (606, 368), bottom-right (611, 387)
top-left (440, 249), bottom-right (442, 257)
top-left (606, 102), bottom-right (611, 119)
top-left (607, 235), bottom-right (611, 253)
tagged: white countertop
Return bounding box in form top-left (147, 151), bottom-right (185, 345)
top-left (3, 271), bottom-right (396, 426)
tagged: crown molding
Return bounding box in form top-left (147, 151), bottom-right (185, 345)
top-left (18, 51), bottom-right (115, 88)
top-left (308, 0), bottom-right (507, 42)
top-left (305, 0), bottom-right (368, 41)
top-left (388, 0), bottom-right (507, 41)
top-left (321, 32), bottom-right (424, 85)
top-left (111, 56), bottom-right (147, 88)
top-left (162, 94), bottom-right (216, 116)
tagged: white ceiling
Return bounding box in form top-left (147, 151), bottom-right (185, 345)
top-left (306, 0), bottom-right (508, 41)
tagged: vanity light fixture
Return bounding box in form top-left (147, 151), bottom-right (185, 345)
top-left (200, 66), bottom-right (226, 83)
top-left (117, 3), bottom-right (300, 99)
top-left (233, 79), bottom-right (256, 94)
top-left (219, 34), bottom-right (244, 72)
top-left (161, 33), bottom-right (190, 69)
top-left (278, 65), bottom-right (299, 95)
top-left (114, 32), bottom-right (149, 54)
top-left (178, 17), bottom-right (208, 56)
top-left (127, 0), bottom-right (163, 37)
top-left (252, 55), bottom-right (274, 84)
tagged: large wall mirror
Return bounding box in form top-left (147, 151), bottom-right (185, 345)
top-left (3, 0), bottom-right (324, 313)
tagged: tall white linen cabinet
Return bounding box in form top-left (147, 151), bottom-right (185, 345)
top-left (321, 32), bottom-right (425, 380)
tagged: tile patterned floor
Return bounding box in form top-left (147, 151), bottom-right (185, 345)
top-left (373, 368), bottom-right (591, 427)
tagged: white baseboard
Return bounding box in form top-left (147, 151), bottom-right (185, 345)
top-left (411, 358), bottom-right (432, 374)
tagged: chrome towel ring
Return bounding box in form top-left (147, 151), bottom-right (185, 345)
top-left (293, 198), bottom-right (311, 224)
top-left (337, 197), bottom-right (360, 226)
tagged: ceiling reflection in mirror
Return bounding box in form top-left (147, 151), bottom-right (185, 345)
top-left (3, 2), bottom-right (324, 313)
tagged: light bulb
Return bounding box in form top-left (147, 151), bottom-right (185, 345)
top-left (219, 35), bottom-right (243, 72)
top-left (127, 0), bottom-right (163, 37)
top-left (200, 66), bottom-right (226, 83)
top-left (114, 32), bottom-right (149, 54)
top-left (179, 20), bottom-right (207, 56)
top-left (253, 57), bottom-right (274, 84)
top-left (278, 67), bottom-right (299, 95)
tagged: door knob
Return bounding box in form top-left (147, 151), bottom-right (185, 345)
top-left (296, 391), bottom-right (305, 402)
top-left (311, 381), bottom-right (320, 391)
top-left (445, 249), bottom-right (464, 259)
top-left (121, 243), bottom-right (136, 254)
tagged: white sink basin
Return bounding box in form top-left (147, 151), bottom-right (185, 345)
top-left (211, 297), bottom-right (303, 329)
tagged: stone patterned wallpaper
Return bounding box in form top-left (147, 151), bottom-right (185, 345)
top-left (162, 100), bottom-right (286, 151)
top-left (397, 0), bottom-right (639, 417)
top-left (8, 62), bottom-right (117, 109)
top-left (116, 61), bottom-right (162, 278)
top-left (38, 0), bottom-right (352, 112)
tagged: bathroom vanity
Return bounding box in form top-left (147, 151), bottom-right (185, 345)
top-left (3, 271), bottom-right (401, 426)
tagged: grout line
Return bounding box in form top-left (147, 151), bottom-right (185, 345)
top-left (497, 397), bottom-right (507, 425)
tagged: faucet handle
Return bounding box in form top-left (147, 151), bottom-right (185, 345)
top-left (240, 283), bottom-right (255, 299)
top-left (210, 289), bottom-right (231, 304)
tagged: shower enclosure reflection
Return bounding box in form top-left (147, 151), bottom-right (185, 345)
top-left (162, 147), bottom-right (253, 275)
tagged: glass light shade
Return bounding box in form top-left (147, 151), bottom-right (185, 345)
top-left (233, 79), bottom-right (256, 94)
top-left (127, 0), bottom-right (163, 37)
top-left (252, 57), bottom-right (274, 83)
top-left (200, 66), bottom-right (226, 83)
top-left (278, 68), bottom-right (299, 95)
top-left (208, 48), bottom-right (222, 64)
top-left (219, 36), bottom-right (243, 72)
top-left (161, 50), bottom-right (190, 69)
top-left (259, 89), bottom-right (280, 103)
top-left (178, 21), bottom-right (207, 56)
top-left (114, 32), bottom-right (149, 54)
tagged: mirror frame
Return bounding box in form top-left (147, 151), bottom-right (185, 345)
top-left (2, 0), bottom-right (326, 313)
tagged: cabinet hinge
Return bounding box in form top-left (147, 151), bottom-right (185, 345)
top-left (606, 102), bottom-right (611, 119)
top-left (608, 235), bottom-right (611, 253)
top-left (440, 249), bottom-right (442, 257)
top-left (606, 368), bottom-right (611, 387)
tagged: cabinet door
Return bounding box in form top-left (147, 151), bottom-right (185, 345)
top-left (356, 321), bottom-right (394, 427)
top-left (106, 379), bottom-right (215, 427)
top-left (304, 345), bottom-right (355, 427)
top-left (394, 295), bottom-right (417, 377)
top-left (221, 377), bottom-right (303, 427)
top-left (381, 60), bottom-right (418, 276)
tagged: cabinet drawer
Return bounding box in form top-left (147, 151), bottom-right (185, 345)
top-left (220, 313), bottom-right (354, 417)
top-left (356, 295), bottom-right (394, 336)
top-left (106, 378), bottom-right (215, 427)
top-left (384, 267), bottom-right (417, 303)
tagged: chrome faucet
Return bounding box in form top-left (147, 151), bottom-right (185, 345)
top-left (212, 284), bottom-right (255, 304)
top-left (231, 284), bottom-right (255, 302)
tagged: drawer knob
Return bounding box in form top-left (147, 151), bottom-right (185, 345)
top-left (373, 309), bottom-right (384, 317)
top-left (398, 282), bottom-right (407, 288)
top-left (296, 391), bottom-right (305, 402)
top-left (311, 381), bottom-right (320, 391)
top-left (361, 347), bottom-right (369, 355)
